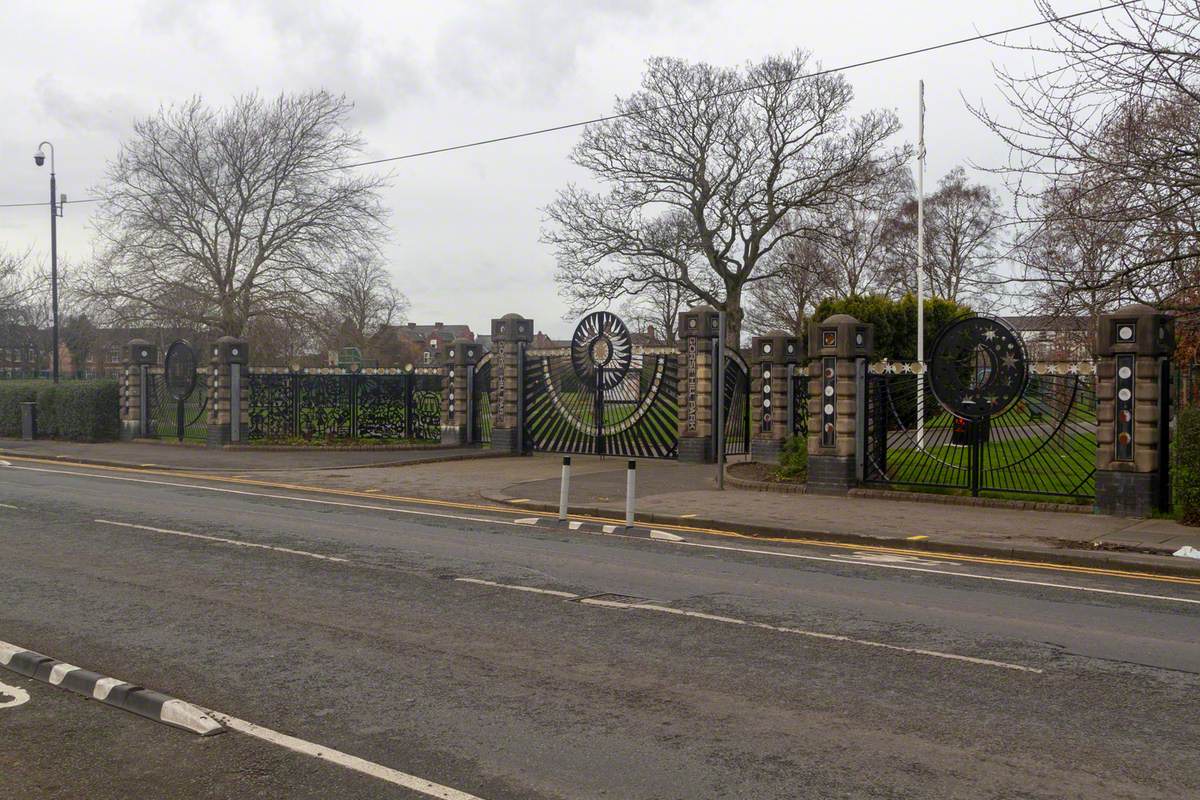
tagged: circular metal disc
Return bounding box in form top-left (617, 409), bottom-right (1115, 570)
top-left (928, 316), bottom-right (1027, 419)
top-left (571, 312), bottom-right (633, 390)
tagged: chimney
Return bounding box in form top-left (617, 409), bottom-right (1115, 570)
top-left (647, 324), bottom-right (656, 341)
top-left (407, 322), bottom-right (416, 328)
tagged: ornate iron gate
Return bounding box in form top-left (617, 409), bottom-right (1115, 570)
top-left (723, 351), bottom-right (751, 456)
top-left (789, 364), bottom-right (809, 439)
top-left (862, 316), bottom-right (1097, 501)
top-left (146, 368), bottom-right (209, 442)
top-left (246, 369), bottom-right (444, 442)
top-left (523, 312), bottom-right (679, 459)
top-left (471, 353), bottom-right (493, 444)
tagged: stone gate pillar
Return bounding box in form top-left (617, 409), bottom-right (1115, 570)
top-left (1095, 304), bottom-right (1175, 517)
top-left (121, 338), bottom-right (156, 440)
top-left (442, 339), bottom-right (481, 446)
top-left (806, 314), bottom-right (873, 494)
top-left (490, 314), bottom-right (533, 453)
top-left (750, 332), bottom-right (803, 464)
top-left (207, 336), bottom-right (249, 447)
top-left (677, 305), bottom-right (722, 462)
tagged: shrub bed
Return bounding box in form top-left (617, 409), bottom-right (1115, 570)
top-left (1176, 407), bottom-right (1200, 526)
top-left (0, 380), bottom-right (119, 441)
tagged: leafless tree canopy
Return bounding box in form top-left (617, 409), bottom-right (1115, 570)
top-left (316, 255), bottom-right (409, 354)
top-left (881, 167), bottom-right (1002, 307)
top-left (84, 91), bottom-right (389, 336)
top-left (745, 235), bottom-right (826, 337)
top-left (546, 51), bottom-right (906, 338)
top-left (973, 0), bottom-right (1200, 314)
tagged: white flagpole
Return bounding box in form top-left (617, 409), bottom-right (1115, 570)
top-left (916, 80), bottom-right (926, 449)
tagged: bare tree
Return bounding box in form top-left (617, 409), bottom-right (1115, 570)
top-left (546, 51), bottom-right (906, 339)
top-left (880, 167), bottom-right (1002, 306)
top-left (0, 249), bottom-right (38, 322)
top-left (84, 91), bottom-right (389, 336)
top-left (317, 255), bottom-right (409, 355)
top-left (745, 234), bottom-right (826, 337)
top-left (972, 1), bottom-right (1200, 314)
top-left (618, 278), bottom-right (694, 345)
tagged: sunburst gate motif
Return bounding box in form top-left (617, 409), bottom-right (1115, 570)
top-left (571, 311), bottom-right (633, 390)
top-left (928, 316), bottom-right (1028, 419)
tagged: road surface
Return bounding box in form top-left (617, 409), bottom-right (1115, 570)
top-left (1, 456), bottom-right (1197, 799)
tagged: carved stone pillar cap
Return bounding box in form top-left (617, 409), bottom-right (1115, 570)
top-left (212, 336), bottom-right (249, 365)
top-left (125, 339), bottom-right (156, 365)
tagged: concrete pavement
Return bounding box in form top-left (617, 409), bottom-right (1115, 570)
top-left (2, 458), bottom-right (1198, 797)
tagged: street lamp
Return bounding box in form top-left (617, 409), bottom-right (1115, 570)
top-left (33, 142), bottom-right (66, 383)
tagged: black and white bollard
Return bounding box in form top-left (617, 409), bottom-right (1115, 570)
top-left (625, 460), bottom-right (636, 529)
top-left (559, 456), bottom-right (571, 522)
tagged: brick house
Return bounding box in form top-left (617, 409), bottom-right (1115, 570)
top-left (380, 322), bottom-right (475, 367)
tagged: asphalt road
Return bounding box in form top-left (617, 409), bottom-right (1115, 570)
top-left (1, 457), bottom-right (1198, 799)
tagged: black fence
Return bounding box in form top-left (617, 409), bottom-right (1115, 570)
top-left (723, 352), bottom-right (751, 456)
top-left (247, 369), bottom-right (444, 443)
top-left (863, 363), bottom-right (1097, 501)
top-left (146, 368), bottom-right (209, 442)
top-left (471, 354), bottom-right (493, 445)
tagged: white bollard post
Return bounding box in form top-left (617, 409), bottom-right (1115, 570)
top-left (625, 460), bottom-right (636, 529)
top-left (559, 456), bottom-right (571, 522)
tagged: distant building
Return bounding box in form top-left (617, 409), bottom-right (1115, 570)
top-left (1001, 315), bottom-right (1095, 360)
top-left (379, 322), bottom-right (475, 366)
top-left (0, 324), bottom-right (46, 378)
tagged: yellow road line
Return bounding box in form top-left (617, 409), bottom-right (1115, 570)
top-left (5, 453), bottom-right (1200, 588)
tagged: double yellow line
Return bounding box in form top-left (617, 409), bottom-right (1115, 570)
top-left (6, 453), bottom-right (1200, 588)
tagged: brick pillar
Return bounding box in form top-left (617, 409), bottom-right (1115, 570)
top-left (749, 333), bottom-right (803, 464)
top-left (806, 314), bottom-right (874, 494)
top-left (207, 336), bottom-right (249, 447)
top-left (489, 314), bottom-right (533, 453)
top-left (676, 305), bottom-right (722, 462)
top-left (442, 338), bottom-right (481, 446)
top-left (120, 338), bottom-right (156, 440)
top-left (1095, 304), bottom-right (1175, 517)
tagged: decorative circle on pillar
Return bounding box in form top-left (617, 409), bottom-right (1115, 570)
top-left (571, 311), bottom-right (633, 390)
top-left (928, 316), bottom-right (1027, 419)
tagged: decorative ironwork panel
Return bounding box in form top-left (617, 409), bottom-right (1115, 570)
top-left (523, 313), bottom-right (678, 459)
top-left (928, 316), bottom-right (1028, 419)
top-left (863, 360), bottom-right (1096, 501)
top-left (296, 375), bottom-right (354, 440)
top-left (410, 372), bottom-right (444, 441)
top-left (790, 367), bottom-right (809, 439)
top-left (472, 354), bottom-right (493, 444)
top-left (147, 368), bottom-right (208, 442)
top-left (248, 372), bottom-right (296, 441)
top-left (723, 351), bottom-right (750, 456)
top-left (355, 375), bottom-right (410, 440)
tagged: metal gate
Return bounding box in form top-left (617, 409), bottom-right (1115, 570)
top-left (723, 351), bottom-right (751, 456)
top-left (470, 353), bottom-right (493, 445)
top-left (523, 312), bottom-right (679, 459)
top-left (789, 364), bottom-right (809, 439)
top-left (146, 368), bottom-right (209, 442)
top-left (246, 369), bottom-right (443, 442)
top-left (862, 362), bottom-right (1098, 501)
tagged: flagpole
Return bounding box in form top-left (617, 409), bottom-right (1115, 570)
top-left (916, 80), bottom-right (926, 449)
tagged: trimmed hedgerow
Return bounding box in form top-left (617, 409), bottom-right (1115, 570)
top-left (1176, 407), bottom-right (1200, 527)
top-left (0, 379), bottom-right (119, 441)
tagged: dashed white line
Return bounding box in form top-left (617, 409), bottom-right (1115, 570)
top-left (454, 577), bottom-right (578, 598)
top-left (95, 519), bottom-right (348, 563)
top-left (0, 502), bottom-right (18, 510)
top-left (201, 708), bottom-right (487, 799)
top-left (456, 577), bottom-right (1042, 673)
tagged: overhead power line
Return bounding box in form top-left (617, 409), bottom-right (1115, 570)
top-left (0, 0), bottom-right (1137, 210)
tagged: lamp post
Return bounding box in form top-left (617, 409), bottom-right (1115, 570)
top-left (33, 142), bottom-right (65, 383)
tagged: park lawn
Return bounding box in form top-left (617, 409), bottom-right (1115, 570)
top-left (884, 430), bottom-right (1096, 499)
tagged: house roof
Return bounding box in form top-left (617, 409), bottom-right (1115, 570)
top-left (388, 323), bottom-right (474, 342)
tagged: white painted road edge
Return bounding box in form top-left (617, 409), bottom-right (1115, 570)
top-left (199, 709), bottom-right (487, 800)
top-left (95, 519), bottom-right (349, 563)
top-left (454, 578), bottom-right (1043, 674)
top-left (0, 680), bottom-right (30, 709)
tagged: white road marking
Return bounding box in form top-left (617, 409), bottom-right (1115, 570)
top-left (454, 577), bottom-right (578, 598)
top-left (0, 680), bottom-right (30, 709)
top-left (48, 663), bottom-right (79, 685)
top-left (0, 502), bottom-right (18, 509)
top-left (0, 460), bottom-right (11, 467)
top-left (514, 518), bottom-right (540, 525)
top-left (9, 463), bottom-right (1199, 606)
top-left (92, 677), bottom-right (124, 701)
top-left (95, 519), bottom-right (349, 563)
top-left (11, 464), bottom-right (528, 530)
top-left (202, 708), bottom-right (487, 800)
top-left (650, 530), bottom-right (684, 542)
top-left (568, 521), bottom-right (583, 530)
top-left (602, 525), bottom-right (618, 533)
top-left (849, 552), bottom-right (960, 566)
top-left (458, 578), bottom-right (1042, 673)
top-left (0, 642), bottom-right (19, 665)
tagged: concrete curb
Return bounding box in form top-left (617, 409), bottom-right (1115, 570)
top-left (0, 446), bottom-right (507, 474)
top-left (724, 470), bottom-right (807, 494)
top-left (0, 640), bottom-right (223, 736)
top-left (480, 492), bottom-right (1200, 579)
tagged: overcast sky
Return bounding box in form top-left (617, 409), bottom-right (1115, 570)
top-left (0, 0), bottom-right (1097, 339)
